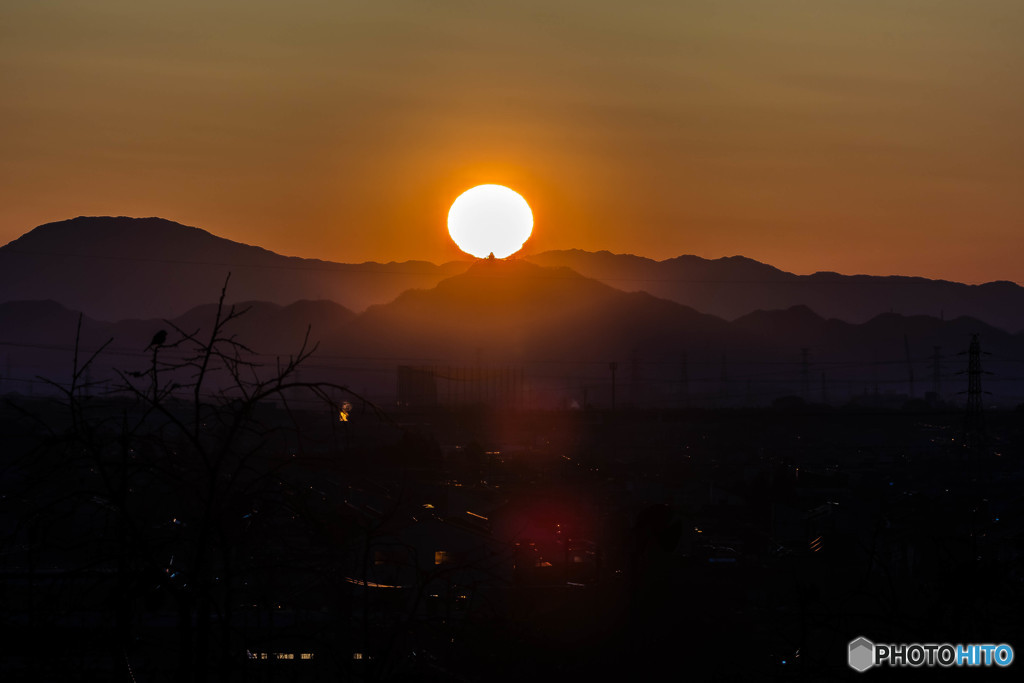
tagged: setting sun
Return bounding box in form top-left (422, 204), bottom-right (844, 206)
top-left (447, 185), bottom-right (533, 259)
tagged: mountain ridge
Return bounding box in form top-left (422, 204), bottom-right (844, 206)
top-left (0, 216), bottom-right (471, 321)
top-left (4, 216), bottom-right (1024, 332)
top-left (2, 258), bottom-right (1021, 408)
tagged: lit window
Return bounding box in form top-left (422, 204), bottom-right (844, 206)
top-left (353, 653), bottom-right (364, 660)
top-left (435, 550), bottom-right (449, 565)
top-left (301, 653), bottom-right (314, 660)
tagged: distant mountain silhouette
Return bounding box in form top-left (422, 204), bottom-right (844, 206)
top-left (0, 216), bottom-right (468, 320)
top-left (345, 258), bottom-right (740, 361)
top-left (526, 249), bottom-right (1024, 333)
top-left (340, 263), bottom-right (1022, 405)
top-left (5, 217), bottom-right (1023, 333)
top-left (732, 305), bottom-right (1017, 367)
top-left (2, 264), bottom-right (1022, 407)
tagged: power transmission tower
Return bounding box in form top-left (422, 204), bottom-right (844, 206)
top-left (800, 348), bottom-right (810, 400)
top-left (903, 334), bottom-right (915, 398)
top-left (960, 334), bottom-right (990, 458)
top-left (679, 352), bottom-right (689, 408)
top-left (720, 352), bottom-right (729, 405)
top-left (609, 361), bottom-right (618, 411)
top-left (630, 348), bottom-right (640, 407)
top-left (931, 346), bottom-right (942, 396)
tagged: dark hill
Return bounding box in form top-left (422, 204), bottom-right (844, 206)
top-left (6, 217), bottom-right (1024, 332)
top-left (2, 273), bottom-right (1022, 408)
top-left (526, 250), bottom-right (1024, 332)
top-left (346, 258), bottom-right (740, 362)
top-left (0, 216), bottom-right (468, 320)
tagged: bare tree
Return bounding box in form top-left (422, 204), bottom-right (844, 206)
top-left (2, 276), bottom-right (372, 682)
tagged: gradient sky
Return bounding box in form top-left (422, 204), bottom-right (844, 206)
top-left (2, 1), bottom-right (1022, 283)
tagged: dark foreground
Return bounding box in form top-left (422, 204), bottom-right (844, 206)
top-left (2, 396), bottom-right (1022, 682)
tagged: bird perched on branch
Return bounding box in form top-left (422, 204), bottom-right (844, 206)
top-left (145, 329), bottom-right (168, 351)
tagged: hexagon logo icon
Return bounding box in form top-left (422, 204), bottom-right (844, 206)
top-left (848, 637), bottom-right (875, 672)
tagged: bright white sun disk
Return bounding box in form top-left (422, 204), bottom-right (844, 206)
top-left (447, 185), bottom-right (533, 259)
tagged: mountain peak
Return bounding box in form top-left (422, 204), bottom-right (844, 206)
top-left (6, 216), bottom-right (279, 263)
top-left (461, 256), bottom-right (584, 279)
top-left (418, 257), bottom-right (608, 310)
top-left (0, 216), bottom-right (461, 320)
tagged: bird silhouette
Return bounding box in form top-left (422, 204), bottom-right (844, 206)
top-left (145, 329), bottom-right (168, 351)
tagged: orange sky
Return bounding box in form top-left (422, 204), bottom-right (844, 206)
top-left (2, 1), bottom-right (1023, 283)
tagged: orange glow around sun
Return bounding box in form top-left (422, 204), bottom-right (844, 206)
top-left (447, 184), bottom-right (534, 259)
